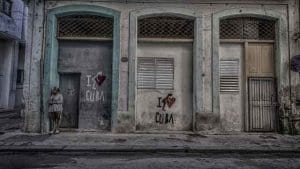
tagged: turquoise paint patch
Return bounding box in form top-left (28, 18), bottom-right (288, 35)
top-left (43, 5), bottom-right (120, 132)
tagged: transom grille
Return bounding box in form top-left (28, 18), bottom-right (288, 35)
top-left (57, 15), bottom-right (113, 38)
top-left (220, 17), bottom-right (275, 40)
top-left (138, 16), bottom-right (194, 39)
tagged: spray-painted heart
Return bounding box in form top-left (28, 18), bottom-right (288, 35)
top-left (162, 94), bottom-right (176, 111)
top-left (95, 73), bottom-right (106, 86)
top-left (166, 97), bottom-right (176, 108)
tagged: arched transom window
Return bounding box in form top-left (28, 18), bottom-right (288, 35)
top-left (57, 15), bottom-right (113, 38)
top-left (220, 17), bottom-right (275, 40)
top-left (138, 16), bottom-right (194, 39)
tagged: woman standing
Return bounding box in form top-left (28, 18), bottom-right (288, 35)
top-left (48, 87), bottom-right (63, 134)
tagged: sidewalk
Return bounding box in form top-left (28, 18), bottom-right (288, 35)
top-left (0, 132), bottom-right (300, 153)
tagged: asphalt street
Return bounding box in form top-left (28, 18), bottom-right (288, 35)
top-left (1, 152), bottom-right (300, 169)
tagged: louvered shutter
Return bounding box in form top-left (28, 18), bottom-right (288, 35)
top-left (137, 58), bottom-right (155, 89)
top-left (137, 57), bottom-right (174, 89)
top-left (220, 60), bottom-right (239, 92)
top-left (156, 58), bottom-right (174, 89)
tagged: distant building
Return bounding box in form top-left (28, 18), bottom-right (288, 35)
top-left (0, 0), bottom-right (27, 131)
top-left (21, 0), bottom-right (300, 134)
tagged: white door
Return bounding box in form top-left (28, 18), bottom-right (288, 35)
top-left (136, 42), bottom-right (193, 131)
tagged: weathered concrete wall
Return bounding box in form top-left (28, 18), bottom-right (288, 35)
top-left (23, 0), bottom-right (300, 133)
top-left (23, 0), bottom-right (44, 132)
top-left (289, 0), bottom-right (300, 113)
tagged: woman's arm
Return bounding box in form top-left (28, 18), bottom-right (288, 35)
top-left (48, 96), bottom-right (53, 105)
top-left (56, 94), bottom-right (63, 104)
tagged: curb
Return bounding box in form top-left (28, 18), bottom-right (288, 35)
top-left (1, 145), bottom-right (300, 154)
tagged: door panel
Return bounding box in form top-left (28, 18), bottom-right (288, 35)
top-left (59, 73), bottom-right (80, 128)
top-left (219, 43), bottom-right (243, 131)
top-left (136, 42), bottom-right (193, 131)
top-left (247, 43), bottom-right (274, 77)
top-left (248, 77), bottom-right (276, 131)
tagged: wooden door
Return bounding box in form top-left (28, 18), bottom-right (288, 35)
top-left (246, 43), bottom-right (277, 132)
top-left (247, 43), bottom-right (274, 77)
top-left (59, 73), bottom-right (80, 128)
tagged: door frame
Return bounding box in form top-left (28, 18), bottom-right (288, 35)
top-left (43, 5), bottom-right (120, 133)
top-left (59, 72), bottom-right (81, 129)
top-left (213, 8), bottom-right (289, 132)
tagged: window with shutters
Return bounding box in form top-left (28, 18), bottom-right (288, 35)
top-left (137, 57), bottom-right (174, 89)
top-left (220, 60), bottom-right (239, 92)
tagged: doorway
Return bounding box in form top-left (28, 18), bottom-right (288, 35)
top-left (135, 16), bottom-right (194, 131)
top-left (58, 40), bottom-right (113, 130)
top-left (219, 17), bottom-right (278, 132)
top-left (246, 43), bottom-right (277, 132)
top-left (56, 14), bottom-right (114, 130)
top-left (59, 73), bottom-right (80, 128)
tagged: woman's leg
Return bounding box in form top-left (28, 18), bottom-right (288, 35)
top-left (55, 112), bottom-right (62, 134)
top-left (54, 112), bottom-right (60, 134)
top-left (49, 112), bottom-right (55, 134)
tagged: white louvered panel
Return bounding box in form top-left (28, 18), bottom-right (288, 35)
top-left (137, 57), bottom-right (174, 89)
top-left (220, 60), bottom-right (239, 92)
top-left (156, 58), bottom-right (174, 89)
top-left (137, 58), bottom-right (155, 89)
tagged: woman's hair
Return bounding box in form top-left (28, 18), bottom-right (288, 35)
top-left (51, 87), bottom-right (60, 94)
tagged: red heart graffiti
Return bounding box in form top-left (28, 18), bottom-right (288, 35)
top-left (162, 94), bottom-right (176, 111)
top-left (95, 74), bottom-right (106, 86)
top-left (166, 97), bottom-right (176, 108)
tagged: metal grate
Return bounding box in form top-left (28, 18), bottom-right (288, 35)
top-left (57, 15), bottom-right (113, 38)
top-left (138, 16), bottom-right (194, 39)
top-left (220, 17), bottom-right (275, 40)
top-left (220, 60), bottom-right (239, 92)
top-left (137, 57), bottom-right (174, 89)
top-left (248, 77), bottom-right (277, 131)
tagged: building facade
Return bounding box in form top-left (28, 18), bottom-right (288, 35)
top-left (0, 0), bottom-right (27, 131)
top-left (22, 0), bottom-right (300, 134)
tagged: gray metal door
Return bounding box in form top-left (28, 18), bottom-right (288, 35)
top-left (59, 73), bottom-right (80, 128)
top-left (248, 77), bottom-right (277, 132)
